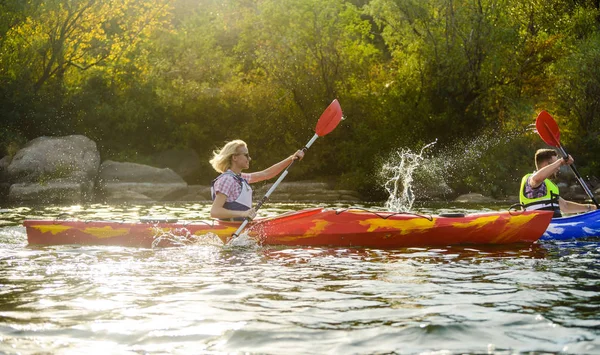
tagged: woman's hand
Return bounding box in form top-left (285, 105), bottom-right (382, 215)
top-left (244, 208), bottom-right (257, 220)
top-left (248, 149), bottom-right (306, 183)
top-left (293, 150), bottom-right (305, 161)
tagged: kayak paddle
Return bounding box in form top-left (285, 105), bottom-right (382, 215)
top-left (535, 110), bottom-right (599, 208)
top-left (231, 99), bottom-right (344, 239)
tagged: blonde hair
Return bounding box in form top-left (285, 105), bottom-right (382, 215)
top-left (209, 139), bottom-right (247, 173)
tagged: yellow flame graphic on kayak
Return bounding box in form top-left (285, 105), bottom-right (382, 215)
top-left (31, 225), bottom-right (73, 235)
top-left (196, 226), bottom-right (238, 238)
top-left (359, 218), bottom-right (433, 234)
top-left (493, 213), bottom-right (539, 243)
top-left (450, 215), bottom-right (499, 228)
top-left (303, 220), bottom-right (330, 237)
top-left (83, 226), bottom-right (130, 239)
top-left (277, 219), bottom-right (330, 241)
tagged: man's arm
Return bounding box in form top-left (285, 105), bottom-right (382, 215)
top-left (529, 155), bottom-right (573, 187)
top-left (558, 197), bottom-right (598, 215)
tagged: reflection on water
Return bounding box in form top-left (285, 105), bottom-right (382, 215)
top-left (0, 203), bottom-right (599, 354)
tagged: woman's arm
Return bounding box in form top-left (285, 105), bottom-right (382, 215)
top-left (210, 193), bottom-right (256, 219)
top-left (248, 150), bottom-right (305, 183)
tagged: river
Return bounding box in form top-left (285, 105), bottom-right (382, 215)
top-left (0, 202), bottom-right (598, 354)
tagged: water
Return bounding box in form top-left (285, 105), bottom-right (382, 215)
top-left (0, 202), bottom-right (598, 354)
top-left (381, 140), bottom-right (437, 212)
top-left (380, 129), bottom-right (537, 203)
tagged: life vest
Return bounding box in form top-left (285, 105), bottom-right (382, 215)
top-left (211, 170), bottom-right (253, 221)
top-left (519, 173), bottom-right (561, 217)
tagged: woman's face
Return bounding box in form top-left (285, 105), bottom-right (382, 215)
top-left (232, 146), bottom-right (251, 169)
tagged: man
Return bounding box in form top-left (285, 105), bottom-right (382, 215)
top-left (520, 148), bottom-right (597, 217)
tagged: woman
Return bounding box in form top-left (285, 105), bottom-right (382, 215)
top-left (209, 139), bottom-right (304, 221)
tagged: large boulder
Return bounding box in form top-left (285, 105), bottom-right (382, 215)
top-left (98, 160), bottom-right (186, 183)
top-left (97, 160), bottom-right (188, 202)
top-left (166, 185), bottom-right (212, 201)
top-left (7, 135), bottom-right (100, 203)
top-left (7, 135), bottom-right (100, 183)
top-left (9, 180), bottom-right (93, 204)
top-left (412, 169), bottom-right (456, 200)
top-left (151, 148), bottom-right (202, 182)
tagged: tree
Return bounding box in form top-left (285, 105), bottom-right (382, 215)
top-left (0, 0), bottom-right (171, 153)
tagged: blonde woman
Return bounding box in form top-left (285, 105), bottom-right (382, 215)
top-left (209, 140), bottom-right (304, 221)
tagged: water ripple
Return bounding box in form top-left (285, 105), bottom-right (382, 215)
top-left (0, 203), bottom-right (598, 354)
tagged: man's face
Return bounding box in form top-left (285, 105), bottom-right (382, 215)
top-left (547, 156), bottom-right (559, 179)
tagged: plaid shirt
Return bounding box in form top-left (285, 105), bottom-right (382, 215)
top-left (213, 170), bottom-right (252, 202)
top-left (524, 176), bottom-right (548, 199)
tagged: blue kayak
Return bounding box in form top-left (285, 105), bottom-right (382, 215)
top-left (541, 209), bottom-right (600, 240)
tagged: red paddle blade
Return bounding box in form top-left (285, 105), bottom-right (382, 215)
top-left (315, 99), bottom-right (343, 137)
top-left (535, 110), bottom-right (561, 147)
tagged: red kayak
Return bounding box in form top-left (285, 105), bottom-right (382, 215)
top-left (24, 208), bottom-right (553, 248)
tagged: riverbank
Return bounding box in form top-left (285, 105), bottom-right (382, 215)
top-left (1, 135), bottom-right (599, 206)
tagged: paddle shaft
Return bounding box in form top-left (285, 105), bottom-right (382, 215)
top-left (555, 145), bottom-right (600, 208)
top-left (231, 133), bottom-right (320, 238)
top-left (541, 122), bottom-right (600, 208)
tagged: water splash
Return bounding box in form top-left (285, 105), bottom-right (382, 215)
top-left (380, 128), bottom-right (533, 209)
top-left (381, 140), bottom-right (437, 212)
top-left (225, 232), bottom-right (261, 250)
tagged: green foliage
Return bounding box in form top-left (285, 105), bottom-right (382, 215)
top-left (1, 0), bottom-right (599, 199)
top-left (550, 25), bottom-right (600, 179)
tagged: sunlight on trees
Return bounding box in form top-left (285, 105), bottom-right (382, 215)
top-left (1, 0), bottom-right (598, 198)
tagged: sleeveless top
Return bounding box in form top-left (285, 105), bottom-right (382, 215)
top-left (211, 170), bottom-right (253, 221)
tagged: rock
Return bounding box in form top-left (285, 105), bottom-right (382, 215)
top-left (412, 174), bottom-right (455, 200)
top-left (166, 185), bottom-right (212, 201)
top-left (9, 181), bottom-right (94, 204)
top-left (7, 135), bottom-right (100, 183)
top-left (454, 193), bottom-right (496, 203)
top-left (99, 183), bottom-right (183, 203)
top-left (500, 195), bottom-right (520, 203)
top-left (96, 161), bottom-right (187, 203)
top-left (99, 188), bottom-right (154, 203)
top-left (98, 160), bottom-right (185, 184)
top-left (561, 183), bottom-right (598, 201)
top-left (5, 135), bottom-right (100, 203)
top-left (152, 148), bottom-right (202, 182)
top-left (571, 193), bottom-right (591, 202)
